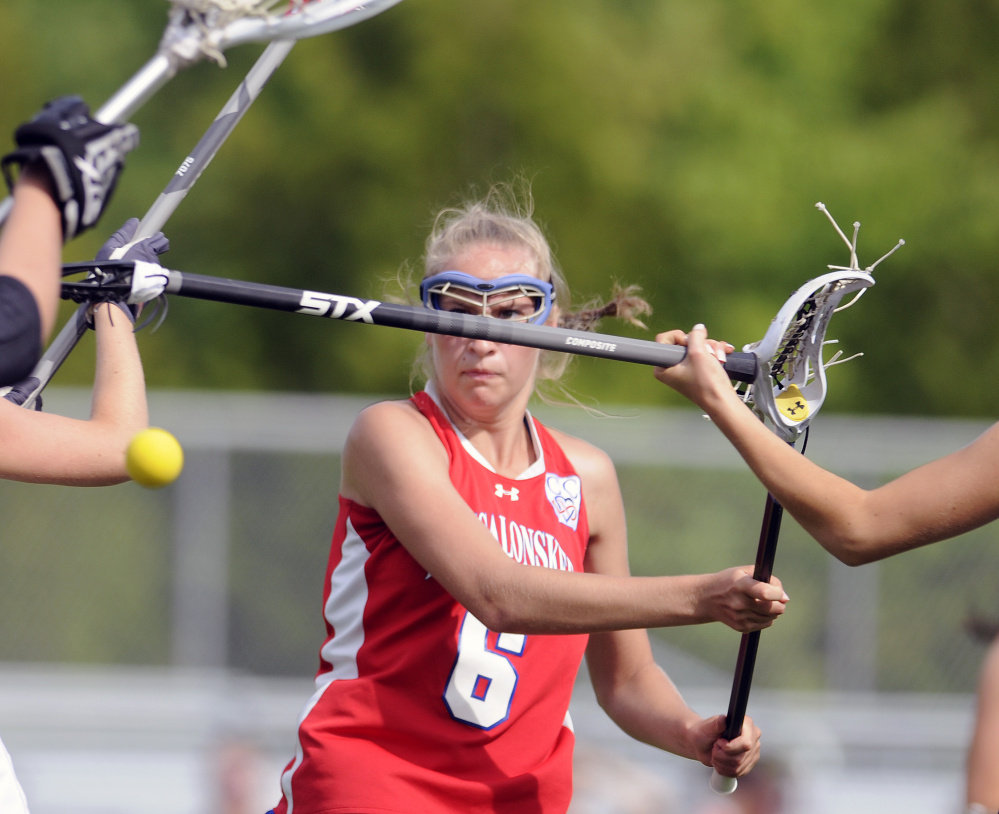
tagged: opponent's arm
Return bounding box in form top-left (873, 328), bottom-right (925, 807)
top-left (655, 325), bottom-right (999, 565)
top-left (0, 302), bottom-right (146, 485)
top-left (0, 221), bottom-right (165, 485)
top-left (0, 165), bottom-right (62, 340)
top-left (340, 401), bottom-right (788, 636)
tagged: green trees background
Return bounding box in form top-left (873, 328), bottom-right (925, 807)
top-left (3, 0), bottom-right (999, 415)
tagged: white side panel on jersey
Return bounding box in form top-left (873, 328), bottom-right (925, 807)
top-left (281, 519), bottom-right (371, 813)
top-left (319, 518), bottom-right (371, 681)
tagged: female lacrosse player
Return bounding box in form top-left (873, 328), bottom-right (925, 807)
top-left (653, 323), bottom-right (999, 566)
top-left (0, 210), bottom-right (168, 484)
top-left (0, 103), bottom-right (161, 809)
top-left (1, 95), bottom-right (139, 385)
top-left (270, 186), bottom-right (789, 814)
top-left (0, 219), bottom-right (165, 811)
top-left (0, 211), bottom-right (167, 814)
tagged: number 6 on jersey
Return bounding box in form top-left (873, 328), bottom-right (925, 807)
top-left (444, 612), bottom-right (526, 729)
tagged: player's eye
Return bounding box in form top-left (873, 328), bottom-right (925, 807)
top-left (494, 308), bottom-right (528, 321)
top-left (490, 297), bottom-right (537, 322)
top-left (437, 297), bottom-right (476, 315)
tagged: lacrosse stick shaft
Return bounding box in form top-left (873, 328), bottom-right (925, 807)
top-left (111, 267), bottom-right (759, 379)
top-left (709, 488), bottom-right (785, 795)
top-left (723, 492), bottom-right (784, 739)
top-left (136, 38), bottom-right (295, 239)
top-left (94, 53), bottom-right (179, 126)
top-left (2, 40), bottom-right (295, 406)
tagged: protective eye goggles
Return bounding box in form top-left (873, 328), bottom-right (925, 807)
top-left (420, 271), bottom-right (555, 325)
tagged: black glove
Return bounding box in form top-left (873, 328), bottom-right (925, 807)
top-left (1, 96), bottom-right (140, 241)
top-left (90, 218), bottom-right (170, 325)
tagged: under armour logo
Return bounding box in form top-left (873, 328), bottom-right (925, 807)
top-left (786, 400), bottom-right (805, 416)
top-left (495, 484), bottom-right (520, 501)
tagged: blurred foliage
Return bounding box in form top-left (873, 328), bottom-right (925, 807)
top-left (2, 0), bottom-right (999, 414)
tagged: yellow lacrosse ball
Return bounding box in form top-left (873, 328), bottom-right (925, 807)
top-left (126, 427), bottom-right (184, 488)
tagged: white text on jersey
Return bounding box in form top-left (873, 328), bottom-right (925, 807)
top-left (477, 512), bottom-right (576, 572)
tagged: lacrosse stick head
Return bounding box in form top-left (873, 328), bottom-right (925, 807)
top-left (61, 260), bottom-right (171, 332)
top-left (742, 269), bottom-right (874, 442)
top-left (162, 0), bottom-right (407, 67)
top-left (740, 202), bottom-right (904, 443)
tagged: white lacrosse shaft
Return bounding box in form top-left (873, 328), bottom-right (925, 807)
top-left (133, 37), bottom-right (295, 243)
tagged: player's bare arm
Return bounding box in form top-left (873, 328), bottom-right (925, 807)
top-left (0, 304), bottom-right (146, 485)
top-left (657, 325), bottom-right (999, 565)
top-left (341, 404), bottom-right (785, 635)
top-left (0, 166), bottom-right (62, 339)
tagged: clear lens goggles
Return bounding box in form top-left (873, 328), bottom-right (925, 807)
top-left (420, 271), bottom-right (555, 325)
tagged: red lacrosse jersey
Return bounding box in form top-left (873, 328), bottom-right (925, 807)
top-left (272, 391), bottom-right (590, 814)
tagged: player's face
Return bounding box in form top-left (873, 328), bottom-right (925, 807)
top-left (427, 243), bottom-right (553, 416)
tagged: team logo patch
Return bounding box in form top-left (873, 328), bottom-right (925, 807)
top-left (545, 473), bottom-right (581, 531)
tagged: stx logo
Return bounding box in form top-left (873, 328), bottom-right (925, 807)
top-left (297, 291), bottom-right (379, 322)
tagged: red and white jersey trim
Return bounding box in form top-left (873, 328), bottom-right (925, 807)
top-left (319, 517), bottom-right (369, 681)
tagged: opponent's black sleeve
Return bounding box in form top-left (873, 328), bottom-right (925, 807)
top-left (0, 275), bottom-right (42, 386)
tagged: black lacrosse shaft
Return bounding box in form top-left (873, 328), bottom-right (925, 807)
top-left (721, 491), bottom-right (784, 741)
top-left (163, 270), bottom-right (759, 382)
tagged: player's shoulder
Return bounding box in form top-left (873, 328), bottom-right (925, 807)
top-left (543, 425), bottom-right (616, 483)
top-left (355, 397), bottom-right (421, 424)
top-left (346, 397), bottom-right (438, 456)
top-left (342, 398), bottom-right (448, 504)
top-left (940, 418), bottom-right (999, 475)
top-left (350, 397), bottom-right (423, 438)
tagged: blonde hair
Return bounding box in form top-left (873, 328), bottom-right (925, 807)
top-left (413, 183), bottom-right (652, 404)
